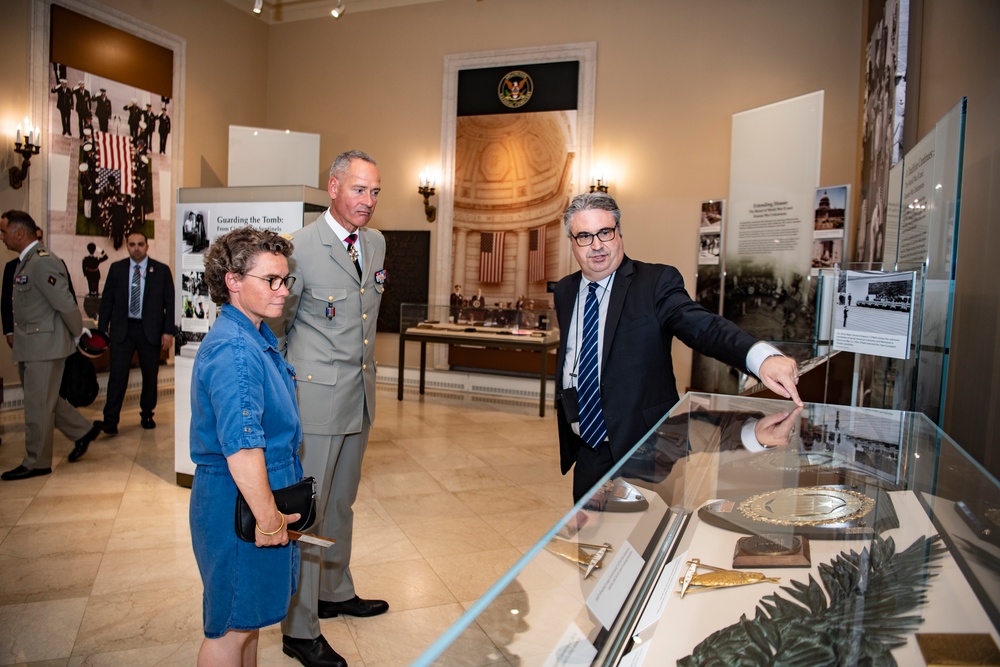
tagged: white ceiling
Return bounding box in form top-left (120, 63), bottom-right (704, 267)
top-left (223, 0), bottom-right (452, 23)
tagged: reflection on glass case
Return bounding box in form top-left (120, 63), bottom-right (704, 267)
top-left (415, 393), bottom-right (1000, 666)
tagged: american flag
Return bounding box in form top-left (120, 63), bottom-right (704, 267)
top-left (479, 231), bottom-right (505, 284)
top-left (94, 130), bottom-right (134, 195)
top-left (529, 226), bottom-right (546, 282)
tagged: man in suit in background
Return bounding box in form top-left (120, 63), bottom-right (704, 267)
top-left (276, 150), bottom-right (388, 667)
top-left (0, 211), bottom-right (101, 480)
top-left (553, 192), bottom-right (803, 502)
top-left (98, 231), bottom-right (174, 434)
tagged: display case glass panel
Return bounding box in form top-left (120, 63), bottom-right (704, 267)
top-left (416, 393), bottom-right (1000, 666)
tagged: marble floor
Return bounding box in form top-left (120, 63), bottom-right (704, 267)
top-left (0, 383), bottom-right (572, 666)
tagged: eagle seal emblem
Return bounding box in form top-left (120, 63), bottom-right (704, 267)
top-left (498, 70), bottom-right (533, 109)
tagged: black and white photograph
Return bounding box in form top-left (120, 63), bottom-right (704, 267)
top-left (834, 269), bottom-right (916, 360)
top-left (698, 232), bottom-right (721, 265)
top-left (180, 269), bottom-right (214, 334)
top-left (181, 209), bottom-right (209, 254)
top-left (700, 199), bottom-right (724, 230)
top-left (723, 262), bottom-right (816, 345)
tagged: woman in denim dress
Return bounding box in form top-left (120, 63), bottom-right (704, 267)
top-left (189, 227), bottom-right (303, 666)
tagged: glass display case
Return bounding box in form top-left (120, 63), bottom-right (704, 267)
top-left (397, 304), bottom-right (559, 417)
top-left (415, 393), bottom-right (1000, 666)
top-left (399, 303), bottom-right (557, 334)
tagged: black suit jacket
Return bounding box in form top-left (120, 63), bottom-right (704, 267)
top-left (99, 257), bottom-right (175, 345)
top-left (554, 255), bottom-right (758, 475)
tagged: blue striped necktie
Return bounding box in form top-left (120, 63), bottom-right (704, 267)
top-left (129, 265), bottom-right (141, 317)
top-left (578, 281), bottom-right (607, 449)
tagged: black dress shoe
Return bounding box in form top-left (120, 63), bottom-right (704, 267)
top-left (68, 423), bottom-right (102, 462)
top-left (281, 635), bottom-right (347, 667)
top-left (1, 465), bottom-right (52, 481)
top-left (140, 417), bottom-right (156, 429)
top-left (318, 595), bottom-right (389, 618)
top-left (99, 420), bottom-right (118, 435)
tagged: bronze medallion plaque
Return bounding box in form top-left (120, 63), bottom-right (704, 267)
top-left (916, 633), bottom-right (1000, 666)
top-left (733, 534), bottom-right (811, 568)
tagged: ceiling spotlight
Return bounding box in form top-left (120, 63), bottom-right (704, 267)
top-left (331, 1), bottom-right (346, 18)
top-left (253, 0), bottom-right (262, 13)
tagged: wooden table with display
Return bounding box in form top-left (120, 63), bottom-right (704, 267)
top-left (397, 321), bottom-right (560, 417)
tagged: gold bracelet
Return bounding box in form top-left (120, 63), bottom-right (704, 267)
top-left (256, 513), bottom-right (285, 536)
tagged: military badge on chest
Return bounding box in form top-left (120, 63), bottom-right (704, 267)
top-left (375, 269), bottom-right (387, 285)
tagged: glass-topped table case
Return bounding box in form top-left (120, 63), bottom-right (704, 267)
top-left (415, 393), bottom-right (1000, 666)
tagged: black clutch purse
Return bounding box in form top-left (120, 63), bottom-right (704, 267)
top-left (235, 476), bottom-right (317, 542)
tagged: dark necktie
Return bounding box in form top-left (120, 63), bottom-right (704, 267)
top-left (577, 282), bottom-right (607, 449)
top-left (129, 264), bottom-right (142, 317)
top-left (345, 233), bottom-right (362, 279)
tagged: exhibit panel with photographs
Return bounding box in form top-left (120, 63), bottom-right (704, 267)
top-left (173, 193), bottom-right (320, 344)
top-left (811, 185), bottom-right (849, 275)
top-left (833, 269), bottom-right (916, 360)
top-left (416, 393), bottom-right (1000, 667)
top-left (173, 187), bottom-right (327, 482)
top-left (692, 200), bottom-right (727, 393)
top-left (723, 92), bottom-right (823, 349)
top-left (848, 99), bottom-right (965, 422)
top-left (856, 0), bottom-right (910, 266)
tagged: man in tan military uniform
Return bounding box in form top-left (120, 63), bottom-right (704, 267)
top-left (1, 211), bottom-right (101, 481)
top-left (276, 151), bottom-right (387, 667)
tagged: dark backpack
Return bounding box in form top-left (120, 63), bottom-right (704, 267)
top-left (60, 351), bottom-right (99, 407)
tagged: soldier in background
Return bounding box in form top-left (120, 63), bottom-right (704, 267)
top-left (74, 81), bottom-right (92, 138)
top-left (0, 211), bottom-right (101, 480)
top-left (157, 107), bottom-right (171, 154)
top-left (94, 88), bottom-right (112, 132)
top-left (51, 78), bottom-right (74, 136)
top-left (124, 99), bottom-right (142, 139)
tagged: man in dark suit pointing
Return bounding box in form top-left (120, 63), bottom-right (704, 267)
top-left (553, 192), bottom-right (802, 501)
top-left (98, 231), bottom-right (174, 433)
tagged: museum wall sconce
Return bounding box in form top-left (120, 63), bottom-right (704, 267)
top-left (9, 117), bottom-right (40, 190)
top-left (252, 0), bottom-right (262, 14)
top-left (589, 176), bottom-right (609, 194)
top-left (331, 1), bottom-right (346, 18)
top-left (418, 167), bottom-right (437, 223)
top-left (589, 164), bottom-right (610, 194)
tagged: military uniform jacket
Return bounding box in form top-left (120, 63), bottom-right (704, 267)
top-left (11, 244), bottom-right (82, 363)
top-left (275, 214), bottom-right (386, 436)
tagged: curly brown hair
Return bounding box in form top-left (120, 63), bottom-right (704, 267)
top-left (203, 227), bottom-right (293, 305)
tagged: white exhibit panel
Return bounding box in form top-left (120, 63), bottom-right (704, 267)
top-left (727, 91), bottom-right (823, 278)
top-left (722, 91), bottom-right (824, 349)
top-left (228, 125), bottom-right (321, 188)
top-left (172, 186), bottom-right (328, 484)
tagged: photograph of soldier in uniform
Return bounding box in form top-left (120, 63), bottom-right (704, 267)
top-left (181, 210), bottom-right (209, 254)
